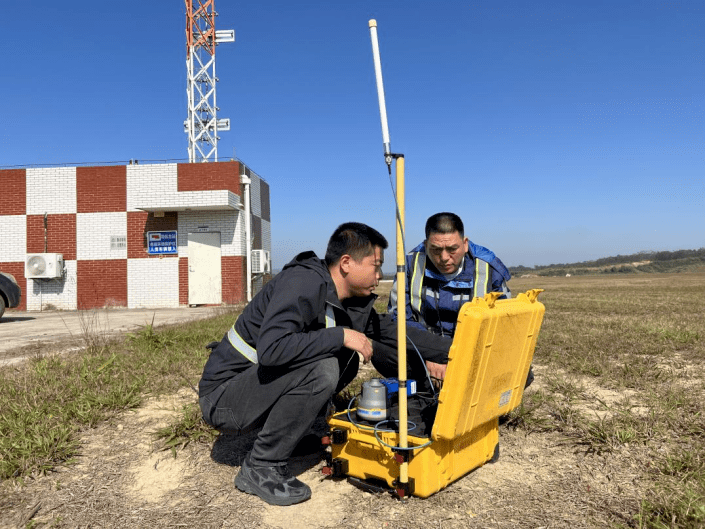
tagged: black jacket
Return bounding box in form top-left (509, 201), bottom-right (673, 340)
top-left (199, 251), bottom-right (450, 397)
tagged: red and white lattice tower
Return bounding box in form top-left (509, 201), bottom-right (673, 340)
top-left (184, 0), bottom-right (234, 163)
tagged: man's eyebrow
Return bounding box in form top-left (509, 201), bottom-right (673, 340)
top-left (430, 244), bottom-right (459, 250)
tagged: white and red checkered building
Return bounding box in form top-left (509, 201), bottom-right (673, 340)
top-left (0, 161), bottom-right (271, 311)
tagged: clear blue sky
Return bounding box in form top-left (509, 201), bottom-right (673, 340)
top-left (2, 1), bottom-right (703, 271)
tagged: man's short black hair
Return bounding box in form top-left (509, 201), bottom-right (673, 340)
top-left (425, 212), bottom-right (465, 239)
top-left (325, 222), bottom-right (388, 266)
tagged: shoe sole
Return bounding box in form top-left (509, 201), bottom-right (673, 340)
top-left (235, 470), bottom-right (311, 506)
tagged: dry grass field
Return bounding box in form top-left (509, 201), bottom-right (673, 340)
top-left (1, 273), bottom-right (703, 528)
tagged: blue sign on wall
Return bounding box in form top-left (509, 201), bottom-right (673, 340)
top-left (147, 231), bottom-right (178, 255)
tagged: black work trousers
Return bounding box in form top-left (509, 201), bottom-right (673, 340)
top-left (199, 357), bottom-right (344, 466)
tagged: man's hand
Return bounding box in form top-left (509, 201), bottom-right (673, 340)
top-left (425, 360), bottom-right (447, 383)
top-left (343, 329), bottom-right (373, 364)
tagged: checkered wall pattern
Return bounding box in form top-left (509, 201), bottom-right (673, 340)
top-left (0, 161), bottom-right (270, 311)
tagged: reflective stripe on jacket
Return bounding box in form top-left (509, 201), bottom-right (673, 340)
top-left (389, 241), bottom-right (511, 337)
top-left (227, 303), bottom-right (338, 364)
top-left (408, 251), bottom-right (492, 329)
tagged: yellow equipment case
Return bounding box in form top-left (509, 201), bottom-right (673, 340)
top-left (325, 289), bottom-right (545, 498)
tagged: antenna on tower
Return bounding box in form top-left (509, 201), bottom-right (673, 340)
top-left (184, 0), bottom-right (234, 163)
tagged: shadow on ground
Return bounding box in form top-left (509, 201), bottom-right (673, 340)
top-left (210, 429), bottom-right (327, 476)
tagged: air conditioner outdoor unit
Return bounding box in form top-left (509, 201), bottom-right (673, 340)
top-left (26, 253), bottom-right (64, 279)
top-left (251, 249), bottom-right (271, 274)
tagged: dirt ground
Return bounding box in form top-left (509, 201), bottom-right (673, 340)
top-left (0, 363), bottom-right (644, 529)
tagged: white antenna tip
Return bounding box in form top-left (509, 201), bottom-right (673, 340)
top-left (369, 19), bottom-right (377, 28)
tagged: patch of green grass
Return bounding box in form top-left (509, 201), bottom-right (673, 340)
top-left (125, 319), bottom-right (177, 352)
top-left (646, 444), bottom-right (705, 526)
top-left (154, 402), bottom-right (218, 456)
top-left (543, 372), bottom-right (586, 400)
top-left (615, 355), bottom-right (675, 389)
top-left (0, 351), bottom-right (144, 479)
top-left (0, 307), bottom-right (240, 480)
top-left (638, 450), bottom-right (705, 529)
top-left (503, 386), bottom-right (580, 434)
top-left (649, 327), bottom-right (701, 345)
top-left (659, 449), bottom-right (704, 478)
top-left (575, 414), bottom-right (645, 453)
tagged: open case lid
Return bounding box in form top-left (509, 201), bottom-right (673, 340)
top-left (432, 289), bottom-right (545, 442)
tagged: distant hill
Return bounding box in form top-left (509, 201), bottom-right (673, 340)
top-left (273, 248), bottom-right (705, 278)
top-left (509, 248), bottom-right (705, 277)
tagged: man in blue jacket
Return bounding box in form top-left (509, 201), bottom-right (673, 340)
top-left (199, 222), bottom-right (449, 506)
top-left (373, 212), bottom-right (531, 388)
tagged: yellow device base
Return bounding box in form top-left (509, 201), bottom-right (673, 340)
top-left (325, 289), bottom-right (545, 498)
top-left (327, 412), bottom-right (498, 498)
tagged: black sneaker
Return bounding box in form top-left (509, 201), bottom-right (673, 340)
top-left (234, 454), bottom-right (312, 506)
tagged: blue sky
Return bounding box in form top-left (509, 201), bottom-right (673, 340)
top-left (2, 0), bottom-right (703, 270)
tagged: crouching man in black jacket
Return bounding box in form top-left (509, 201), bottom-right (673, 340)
top-left (199, 222), bottom-right (449, 506)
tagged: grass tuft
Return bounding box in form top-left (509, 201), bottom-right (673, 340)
top-left (153, 402), bottom-right (218, 457)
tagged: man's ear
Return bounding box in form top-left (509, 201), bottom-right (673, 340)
top-left (463, 237), bottom-right (469, 254)
top-left (339, 254), bottom-right (352, 274)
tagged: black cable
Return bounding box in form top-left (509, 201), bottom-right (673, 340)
top-left (386, 169), bottom-right (407, 253)
top-left (406, 334), bottom-right (436, 396)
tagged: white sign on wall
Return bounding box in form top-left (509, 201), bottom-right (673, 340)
top-left (111, 236), bottom-right (127, 250)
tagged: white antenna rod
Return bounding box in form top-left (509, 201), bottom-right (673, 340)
top-left (369, 20), bottom-right (392, 170)
top-left (368, 19), bottom-right (410, 497)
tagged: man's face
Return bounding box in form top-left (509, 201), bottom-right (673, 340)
top-left (425, 231), bottom-right (468, 275)
top-left (345, 245), bottom-right (384, 297)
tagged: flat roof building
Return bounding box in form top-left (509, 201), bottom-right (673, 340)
top-left (0, 161), bottom-right (271, 311)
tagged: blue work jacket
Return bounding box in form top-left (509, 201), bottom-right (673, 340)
top-left (388, 241), bottom-right (511, 338)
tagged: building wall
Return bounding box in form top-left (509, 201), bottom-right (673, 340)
top-left (246, 170), bottom-right (271, 256)
top-left (127, 163), bottom-right (240, 213)
top-left (0, 161), bottom-right (256, 311)
top-left (1, 216), bottom-right (27, 262)
top-left (26, 260), bottom-right (77, 312)
top-left (27, 214), bottom-right (77, 260)
top-left (77, 259), bottom-right (128, 309)
top-left (26, 167), bottom-right (77, 215)
top-left (127, 211), bottom-right (179, 259)
top-left (76, 212), bottom-right (128, 261)
top-left (222, 256), bottom-right (246, 305)
top-left (250, 173), bottom-right (261, 218)
top-left (246, 169), bottom-right (272, 294)
top-left (4, 169), bottom-right (27, 215)
top-left (262, 219), bottom-right (272, 256)
top-left (77, 166), bottom-right (127, 213)
top-left (128, 257), bottom-right (180, 309)
top-left (177, 162), bottom-right (240, 193)
top-left (177, 210), bottom-right (244, 258)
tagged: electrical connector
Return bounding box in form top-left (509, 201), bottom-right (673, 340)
top-left (379, 378), bottom-right (417, 396)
